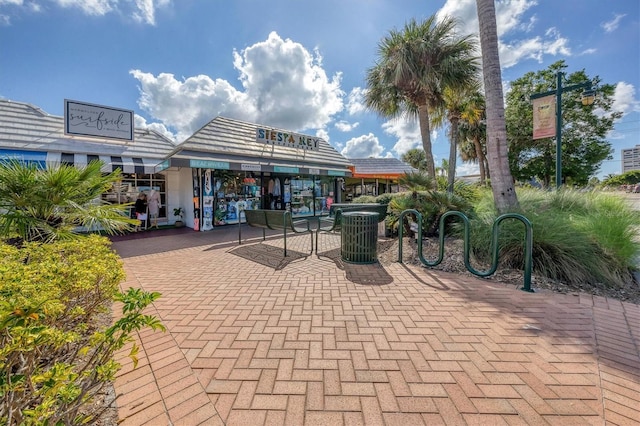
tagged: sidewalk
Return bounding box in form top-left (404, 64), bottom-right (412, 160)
top-left (110, 225), bottom-right (640, 425)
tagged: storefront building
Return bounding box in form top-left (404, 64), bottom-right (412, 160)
top-left (344, 158), bottom-right (416, 200)
top-left (161, 116), bottom-right (353, 231)
top-left (0, 99), bottom-right (176, 221)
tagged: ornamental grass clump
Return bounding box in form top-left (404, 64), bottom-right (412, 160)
top-left (469, 188), bottom-right (640, 289)
top-left (0, 235), bottom-right (164, 425)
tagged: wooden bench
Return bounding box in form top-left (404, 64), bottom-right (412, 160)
top-left (315, 204), bottom-right (388, 252)
top-left (242, 209), bottom-right (314, 256)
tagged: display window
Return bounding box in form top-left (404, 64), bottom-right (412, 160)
top-left (192, 169), bottom-right (339, 228)
top-left (210, 170), bottom-right (261, 226)
top-left (285, 175), bottom-right (335, 217)
top-left (103, 173), bottom-right (166, 219)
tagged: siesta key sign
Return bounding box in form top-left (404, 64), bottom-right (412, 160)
top-left (256, 128), bottom-right (320, 151)
top-left (64, 99), bottom-right (134, 141)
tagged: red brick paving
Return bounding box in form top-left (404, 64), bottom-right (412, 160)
top-left (111, 226), bottom-right (640, 425)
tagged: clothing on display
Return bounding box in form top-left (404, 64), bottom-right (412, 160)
top-left (273, 178), bottom-right (281, 196)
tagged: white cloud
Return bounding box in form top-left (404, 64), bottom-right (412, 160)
top-left (612, 81), bottom-right (640, 116)
top-left (134, 114), bottom-right (177, 143)
top-left (380, 119), bottom-right (421, 156)
top-left (232, 31), bottom-right (344, 131)
top-left (54, 0), bottom-right (114, 16)
top-left (49, 0), bottom-right (169, 24)
top-left (601, 13), bottom-right (626, 33)
top-left (130, 70), bottom-right (251, 142)
top-left (316, 128), bottom-right (330, 145)
top-left (456, 161), bottom-right (480, 177)
top-left (346, 87), bottom-right (367, 115)
top-left (340, 133), bottom-right (385, 158)
top-left (335, 120), bottom-right (359, 132)
top-left (499, 28), bottom-right (570, 68)
top-left (437, 0), bottom-right (574, 69)
top-left (132, 31), bottom-right (345, 142)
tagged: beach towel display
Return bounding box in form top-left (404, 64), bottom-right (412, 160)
top-left (192, 168), bottom-right (201, 231)
top-left (201, 169), bottom-right (214, 231)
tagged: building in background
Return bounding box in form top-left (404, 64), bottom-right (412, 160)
top-left (0, 99), bottom-right (176, 221)
top-left (344, 158), bottom-right (416, 200)
top-left (161, 116), bottom-right (352, 230)
top-left (622, 145), bottom-right (640, 173)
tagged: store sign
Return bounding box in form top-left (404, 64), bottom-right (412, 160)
top-left (0, 149), bottom-right (47, 168)
top-left (190, 159), bottom-right (230, 169)
top-left (274, 166), bottom-right (299, 173)
top-left (256, 128), bottom-right (320, 151)
top-left (64, 99), bottom-right (134, 141)
top-left (155, 160), bottom-right (170, 172)
top-left (308, 168), bottom-right (320, 175)
top-left (328, 170), bottom-right (346, 176)
top-left (241, 163), bottom-right (262, 171)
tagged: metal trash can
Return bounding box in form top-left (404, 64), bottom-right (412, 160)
top-left (341, 211), bottom-right (378, 264)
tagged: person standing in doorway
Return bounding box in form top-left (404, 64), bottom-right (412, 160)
top-left (147, 189), bottom-right (161, 229)
top-left (134, 192), bottom-right (147, 231)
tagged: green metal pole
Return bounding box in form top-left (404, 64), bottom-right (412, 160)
top-left (556, 71), bottom-right (563, 189)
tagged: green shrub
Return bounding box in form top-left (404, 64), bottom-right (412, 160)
top-left (0, 235), bottom-right (164, 425)
top-left (387, 190), bottom-right (475, 237)
top-left (469, 188), bottom-right (640, 288)
top-left (375, 193), bottom-right (398, 205)
top-left (351, 195), bottom-right (378, 204)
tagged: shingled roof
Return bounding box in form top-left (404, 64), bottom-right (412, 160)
top-left (170, 115), bottom-right (352, 174)
top-left (349, 158), bottom-right (416, 178)
top-left (0, 99), bottom-right (176, 172)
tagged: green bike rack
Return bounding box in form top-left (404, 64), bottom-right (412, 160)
top-left (397, 209), bottom-right (534, 292)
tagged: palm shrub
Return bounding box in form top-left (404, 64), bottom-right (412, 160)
top-left (0, 160), bottom-right (137, 244)
top-left (387, 190), bottom-right (475, 237)
top-left (469, 188), bottom-right (640, 288)
top-left (0, 236), bottom-right (164, 424)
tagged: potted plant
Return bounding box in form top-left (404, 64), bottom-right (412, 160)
top-left (173, 207), bottom-right (185, 228)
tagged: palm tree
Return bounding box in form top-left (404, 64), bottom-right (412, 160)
top-left (0, 160), bottom-right (137, 243)
top-left (459, 118), bottom-right (489, 184)
top-left (431, 80), bottom-right (483, 192)
top-left (476, 0), bottom-right (519, 212)
top-left (401, 148), bottom-right (428, 171)
top-left (365, 15), bottom-right (478, 184)
top-left (457, 90), bottom-right (488, 184)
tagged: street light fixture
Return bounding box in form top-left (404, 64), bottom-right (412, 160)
top-left (530, 71), bottom-right (596, 189)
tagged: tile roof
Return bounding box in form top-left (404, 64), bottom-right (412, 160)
top-left (0, 99), bottom-right (176, 160)
top-left (349, 157), bottom-right (416, 177)
top-left (171, 115), bottom-right (352, 172)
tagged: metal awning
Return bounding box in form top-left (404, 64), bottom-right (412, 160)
top-left (44, 152), bottom-right (160, 174)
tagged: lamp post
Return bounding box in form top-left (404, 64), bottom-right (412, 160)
top-left (530, 71), bottom-right (595, 189)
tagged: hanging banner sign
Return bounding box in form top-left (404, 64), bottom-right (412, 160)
top-left (532, 95), bottom-right (556, 140)
top-left (256, 128), bottom-right (320, 151)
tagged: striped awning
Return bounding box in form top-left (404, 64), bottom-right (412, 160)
top-left (45, 152), bottom-right (160, 174)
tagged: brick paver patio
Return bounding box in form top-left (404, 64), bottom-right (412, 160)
top-left (110, 225), bottom-right (640, 425)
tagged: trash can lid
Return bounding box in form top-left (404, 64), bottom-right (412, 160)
top-left (342, 211), bottom-right (379, 217)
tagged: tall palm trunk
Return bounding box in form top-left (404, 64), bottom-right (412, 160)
top-left (447, 116), bottom-right (460, 192)
top-left (473, 136), bottom-right (486, 183)
top-left (476, 0), bottom-right (519, 212)
top-left (418, 104), bottom-right (436, 184)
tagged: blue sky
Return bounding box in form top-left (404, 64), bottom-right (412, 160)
top-left (1, 0), bottom-right (638, 179)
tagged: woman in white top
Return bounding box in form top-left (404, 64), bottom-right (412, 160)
top-left (147, 189), bottom-right (161, 228)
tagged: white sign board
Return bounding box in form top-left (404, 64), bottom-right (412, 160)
top-left (64, 99), bottom-right (134, 141)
